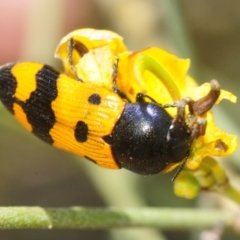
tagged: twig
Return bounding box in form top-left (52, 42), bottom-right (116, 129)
top-left (0, 207), bottom-right (237, 230)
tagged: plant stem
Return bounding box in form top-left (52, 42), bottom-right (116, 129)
top-left (217, 184), bottom-right (240, 205)
top-left (0, 207), bottom-right (236, 230)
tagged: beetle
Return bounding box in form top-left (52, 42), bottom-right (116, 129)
top-left (0, 38), bottom-right (220, 176)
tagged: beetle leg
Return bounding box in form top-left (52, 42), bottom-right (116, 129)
top-left (190, 117), bottom-right (207, 139)
top-left (164, 97), bottom-right (193, 122)
top-left (67, 38), bottom-right (84, 82)
top-left (174, 98), bottom-right (207, 139)
top-left (163, 102), bottom-right (178, 108)
top-left (136, 93), bottom-right (158, 103)
top-left (111, 58), bottom-right (131, 102)
top-left (112, 57), bottom-right (119, 86)
top-left (112, 87), bottom-right (131, 102)
top-left (67, 38), bottom-right (75, 66)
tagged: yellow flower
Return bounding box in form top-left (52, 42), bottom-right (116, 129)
top-left (55, 28), bottom-right (126, 87)
top-left (55, 28), bottom-right (238, 174)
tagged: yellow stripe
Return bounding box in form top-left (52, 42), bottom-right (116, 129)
top-left (13, 103), bottom-right (32, 131)
top-left (12, 62), bottom-right (42, 101)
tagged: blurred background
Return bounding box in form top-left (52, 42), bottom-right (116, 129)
top-left (0, 0), bottom-right (240, 239)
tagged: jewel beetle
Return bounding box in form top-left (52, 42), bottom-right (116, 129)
top-left (0, 38), bottom-right (220, 176)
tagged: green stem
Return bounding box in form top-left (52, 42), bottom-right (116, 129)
top-left (216, 184), bottom-right (240, 205)
top-left (0, 207), bottom-right (236, 230)
top-left (200, 158), bottom-right (240, 205)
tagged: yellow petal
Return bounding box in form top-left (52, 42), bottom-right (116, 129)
top-left (187, 112), bottom-right (238, 170)
top-left (117, 47), bottom-right (191, 104)
top-left (74, 45), bottom-right (115, 87)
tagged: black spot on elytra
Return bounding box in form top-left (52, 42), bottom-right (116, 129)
top-left (75, 121), bottom-right (88, 142)
top-left (88, 93), bottom-right (101, 105)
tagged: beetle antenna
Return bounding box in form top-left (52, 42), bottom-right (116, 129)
top-left (171, 157), bottom-right (187, 181)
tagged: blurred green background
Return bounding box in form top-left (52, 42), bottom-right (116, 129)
top-left (0, 0), bottom-right (239, 239)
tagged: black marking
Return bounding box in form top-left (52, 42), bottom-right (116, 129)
top-left (88, 93), bottom-right (101, 105)
top-left (112, 86), bottom-right (131, 102)
top-left (84, 156), bottom-right (97, 164)
top-left (21, 65), bottom-right (60, 144)
top-left (75, 121), bottom-right (88, 142)
top-left (0, 63), bottom-right (17, 113)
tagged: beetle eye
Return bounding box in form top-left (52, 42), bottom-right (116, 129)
top-left (168, 120), bottom-right (191, 140)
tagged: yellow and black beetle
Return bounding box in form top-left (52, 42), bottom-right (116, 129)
top-left (0, 29), bottom-right (221, 176)
top-left (0, 61), bottom-right (220, 175)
